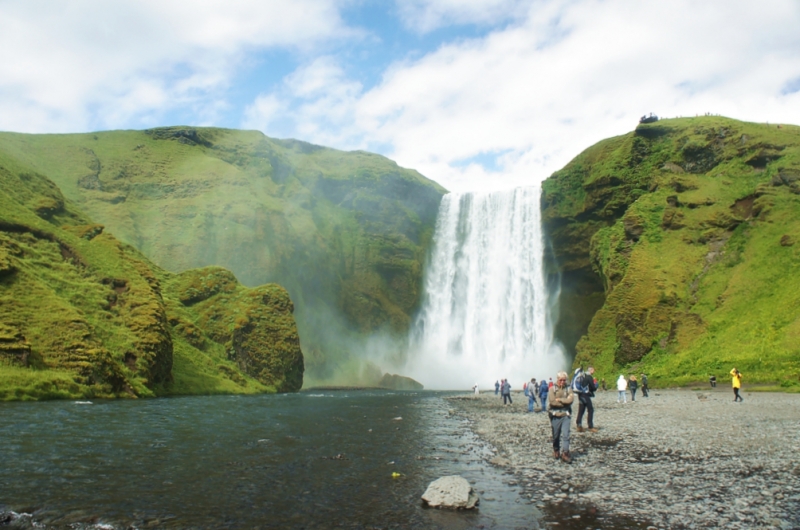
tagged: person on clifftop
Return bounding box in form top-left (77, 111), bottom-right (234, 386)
top-left (730, 368), bottom-right (743, 402)
top-left (549, 371), bottom-right (575, 463)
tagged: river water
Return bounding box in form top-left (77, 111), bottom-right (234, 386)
top-left (1, 391), bottom-right (541, 529)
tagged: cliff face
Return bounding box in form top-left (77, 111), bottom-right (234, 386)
top-left (542, 117), bottom-right (800, 389)
top-left (0, 151), bottom-right (303, 400)
top-left (0, 128), bottom-right (446, 382)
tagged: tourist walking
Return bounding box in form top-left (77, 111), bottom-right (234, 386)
top-left (549, 371), bottom-right (575, 463)
top-left (527, 378), bottom-right (537, 412)
top-left (641, 373), bottom-right (649, 397)
top-left (575, 367), bottom-right (598, 433)
top-left (629, 375), bottom-right (638, 401)
top-left (730, 368), bottom-right (743, 402)
top-left (502, 379), bottom-right (512, 405)
top-left (472, 383), bottom-right (479, 395)
top-left (538, 376), bottom-right (549, 412)
top-left (495, 380), bottom-right (500, 395)
top-left (617, 375), bottom-right (627, 403)
top-left (709, 375), bottom-right (717, 388)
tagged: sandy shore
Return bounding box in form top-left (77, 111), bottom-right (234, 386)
top-left (446, 388), bottom-right (800, 529)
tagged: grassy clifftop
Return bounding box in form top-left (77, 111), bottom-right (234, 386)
top-left (0, 152), bottom-right (303, 400)
top-left (0, 128), bottom-right (446, 383)
top-left (542, 116), bottom-right (800, 389)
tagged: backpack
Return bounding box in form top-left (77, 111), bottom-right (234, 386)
top-left (570, 367), bottom-right (590, 394)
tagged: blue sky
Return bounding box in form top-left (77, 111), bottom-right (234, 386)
top-left (2, 0), bottom-right (800, 191)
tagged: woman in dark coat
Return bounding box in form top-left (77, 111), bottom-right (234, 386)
top-left (629, 375), bottom-right (639, 401)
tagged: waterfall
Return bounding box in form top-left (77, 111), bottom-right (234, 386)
top-left (406, 186), bottom-right (565, 390)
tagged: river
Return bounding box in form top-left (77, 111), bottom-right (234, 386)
top-left (1, 390), bottom-right (539, 529)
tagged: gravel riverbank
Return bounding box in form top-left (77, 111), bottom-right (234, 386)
top-left (446, 388), bottom-right (800, 529)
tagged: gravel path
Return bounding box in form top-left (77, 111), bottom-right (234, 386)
top-left (446, 388), bottom-right (800, 529)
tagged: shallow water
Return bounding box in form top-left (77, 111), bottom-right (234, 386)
top-left (1, 391), bottom-right (539, 529)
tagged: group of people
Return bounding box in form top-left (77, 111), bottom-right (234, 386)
top-left (483, 366), bottom-right (745, 465)
top-left (613, 373), bottom-right (649, 403)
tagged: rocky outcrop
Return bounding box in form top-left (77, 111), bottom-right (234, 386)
top-left (377, 373), bottom-right (423, 390)
top-left (0, 153), bottom-right (304, 400)
top-left (421, 476), bottom-right (479, 509)
top-left (542, 116), bottom-right (800, 388)
top-left (0, 128), bottom-right (446, 384)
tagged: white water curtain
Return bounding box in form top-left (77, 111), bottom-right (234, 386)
top-left (406, 186), bottom-right (565, 390)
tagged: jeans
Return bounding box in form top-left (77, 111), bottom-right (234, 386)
top-left (576, 394), bottom-right (594, 428)
top-left (617, 390), bottom-right (626, 403)
top-left (539, 396), bottom-right (547, 412)
top-left (550, 415), bottom-right (571, 452)
top-left (527, 395), bottom-right (535, 412)
top-left (734, 387), bottom-right (742, 402)
top-left (631, 388), bottom-right (637, 401)
top-left (503, 393), bottom-right (512, 404)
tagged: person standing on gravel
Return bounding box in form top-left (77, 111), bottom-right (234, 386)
top-left (527, 378), bottom-right (537, 412)
top-left (641, 373), bottom-right (649, 397)
top-left (538, 376), bottom-right (549, 412)
top-left (629, 375), bottom-right (639, 401)
top-left (501, 379), bottom-right (512, 405)
top-left (730, 368), bottom-right (743, 402)
top-left (617, 375), bottom-right (628, 403)
top-left (549, 371), bottom-right (575, 463)
top-left (575, 367), bottom-right (598, 433)
top-left (495, 380), bottom-right (500, 395)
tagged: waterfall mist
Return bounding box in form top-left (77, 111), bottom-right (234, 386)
top-left (406, 186), bottom-right (566, 390)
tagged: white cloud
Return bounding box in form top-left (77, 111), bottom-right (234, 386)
top-left (0, 0), bottom-right (353, 133)
top-left (394, 0), bottom-right (531, 33)
top-left (250, 0), bottom-right (800, 191)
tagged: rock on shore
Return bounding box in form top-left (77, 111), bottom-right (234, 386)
top-left (421, 475), bottom-right (479, 509)
top-left (447, 389), bottom-right (800, 529)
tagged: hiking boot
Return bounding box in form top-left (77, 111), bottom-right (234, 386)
top-left (553, 450), bottom-right (560, 459)
top-left (560, 451), bottom-right (572, 463)
top-left (576, 426), bottom-right (585, 433)
top-left (589, 428), bottom-right (599, 433)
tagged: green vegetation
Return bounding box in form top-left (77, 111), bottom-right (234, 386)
top-left (542, 116), bottom-right (800, 390)
top-left (0, 150), bottom-right (303, 400)
top-left (0, 127), bottom-right (446, 383)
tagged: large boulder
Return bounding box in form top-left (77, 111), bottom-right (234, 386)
top-left (421, 476), bottom-right (479, 509)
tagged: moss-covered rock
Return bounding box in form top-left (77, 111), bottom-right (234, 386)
top-left (542, 116), bottom-right (800, 389)
top-left (0, 146), bottom-right (304, 400)
top-left (0, 128), bottom-right (446, 382)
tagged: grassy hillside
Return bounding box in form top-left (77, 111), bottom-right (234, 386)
top-left (0, 128), bottom-right (446, 384)
top-left (0, 151), bottom-right (303, 400)
top-left (542, 116), bottom-right (800, 390)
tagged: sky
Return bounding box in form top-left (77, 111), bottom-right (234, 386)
top-left (2, 0), bottom-right (800, 192)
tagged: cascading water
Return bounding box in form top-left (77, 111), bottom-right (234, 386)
top-left (406, 186), bottom-right (566, 390)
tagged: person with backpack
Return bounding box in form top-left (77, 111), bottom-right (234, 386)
top-left (538, 377), bottom-right (549, 412)
top-left (573, 367), bottom-right (598, 433)
top-left (640, 373), bottom-right (649, 397)
top-left (549, 371), bottom-right (575, 463)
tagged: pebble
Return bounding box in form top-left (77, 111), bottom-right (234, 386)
top-left (447, 388), bottom-right (800, 529)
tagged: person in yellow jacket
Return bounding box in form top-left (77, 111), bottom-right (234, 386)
top-left (730, 368), bottom-right (743, 402)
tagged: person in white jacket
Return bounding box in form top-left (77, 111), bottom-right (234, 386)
top-left (617, 375), bottom-right (628, 403)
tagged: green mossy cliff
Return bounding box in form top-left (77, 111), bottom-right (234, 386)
top-left (0, 128), bottom-right (446, 383)
top-left (0, 154), bottom-right (303, 400)
top-left (542, 116), bottom-right (800, 389)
